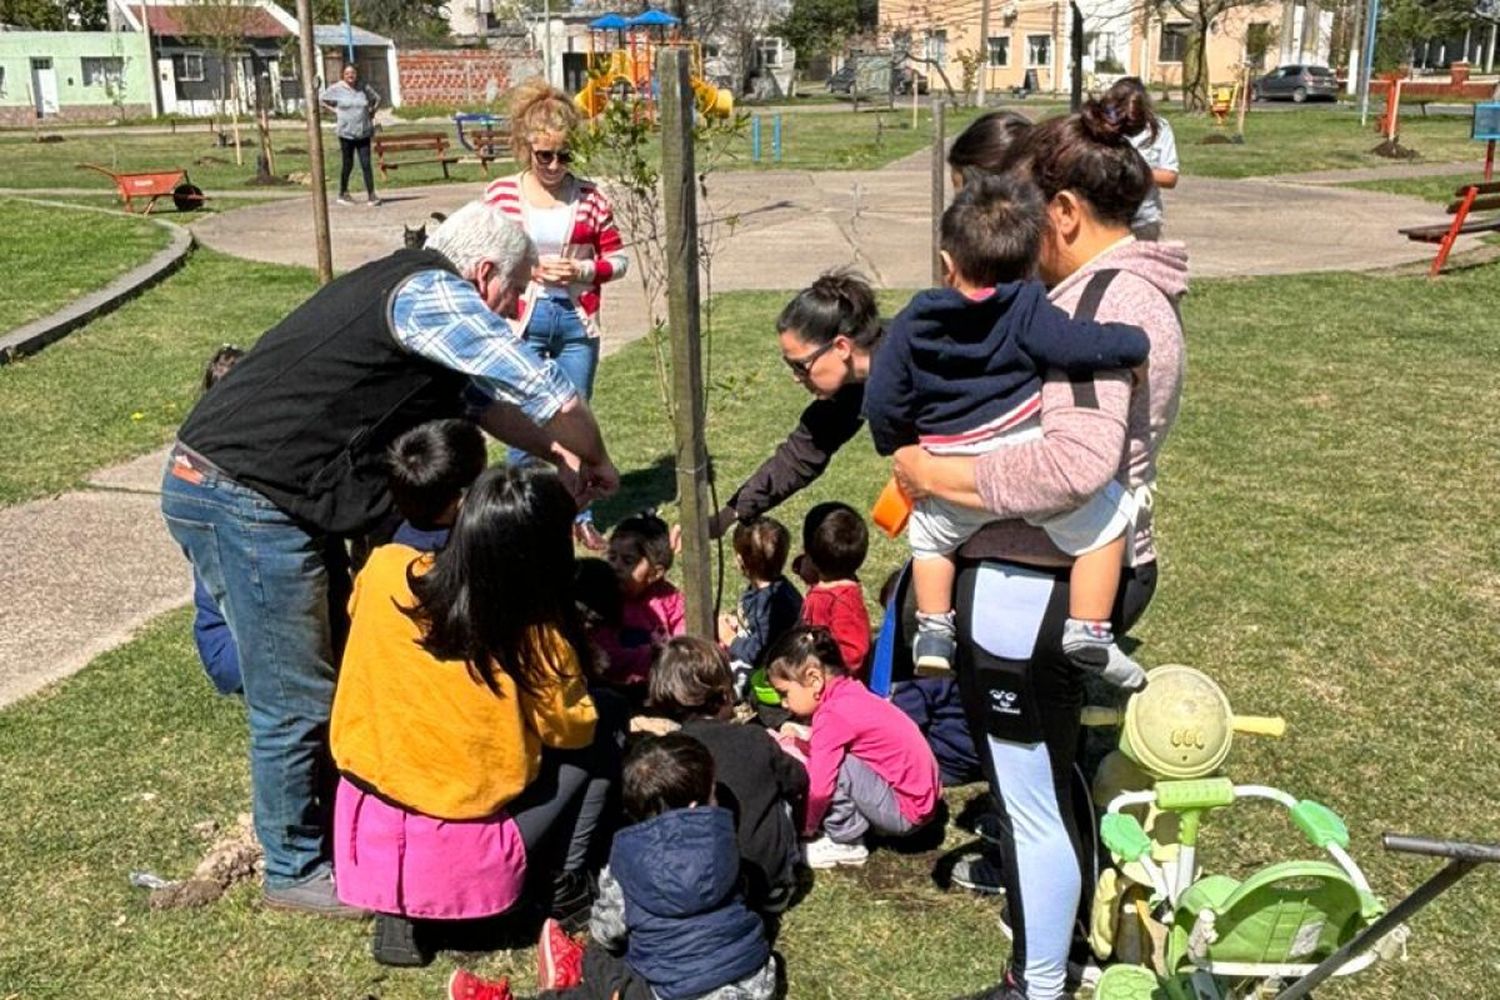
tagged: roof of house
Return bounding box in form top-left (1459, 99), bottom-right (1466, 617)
top-left (313, 24), bottom-right (394, 49)
top-left (141, 4), bottom-right (292, 38)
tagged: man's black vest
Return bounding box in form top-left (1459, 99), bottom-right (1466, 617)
top-left (179, 248), bottom-right (470, 536)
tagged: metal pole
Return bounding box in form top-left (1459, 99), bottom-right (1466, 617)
top-left (296, 0), bottom-right (333, 284)
top-left (343, 0), bottom-right (354, 63)
top-left (976, 0), bottom-right (991, 107)
top-left (1070, 1), bottom-right (1084, 111)
top-left (1358, 0), bottom-right (1381, 126)
top-left (544, 0), bottom-right (554, 87)
top-left (751, 115), bottom-right (761, 161)
top-left (1275, 859), bottom-right (1478, 1000)
top-left (931, 99), bottom-right (945, 284)
top-left (658, 47), bottom-right (713, 640)
top-left (773, 113), bottom-right (782, 161)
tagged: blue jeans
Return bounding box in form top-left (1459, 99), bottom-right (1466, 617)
top-left (524, 295), bottom-right (600, 399)
top-left (160, 456), bottom-right (348, 888)
top-left (512, 297), bottom-right (602, 526)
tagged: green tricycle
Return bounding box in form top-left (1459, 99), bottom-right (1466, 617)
top-left (1083, 665), bottom-right (1499, 999)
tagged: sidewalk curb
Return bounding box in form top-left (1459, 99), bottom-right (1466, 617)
top-left (0, 199), bottom-right (195, 365)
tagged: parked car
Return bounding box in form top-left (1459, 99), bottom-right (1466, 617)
top-left (826, 64), bottom-right (856, 94)
top-left (1252, 64), bottom-right (1340, 103)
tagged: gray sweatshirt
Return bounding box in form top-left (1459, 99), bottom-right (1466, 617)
top-left (319, 80), bottom-right (379, 140)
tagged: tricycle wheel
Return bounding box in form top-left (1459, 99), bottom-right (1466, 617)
top-left (173, 182), bottom-right (205, 212)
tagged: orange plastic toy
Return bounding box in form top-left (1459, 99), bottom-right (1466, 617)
top-left (871, 477), bottom-right (913, 539)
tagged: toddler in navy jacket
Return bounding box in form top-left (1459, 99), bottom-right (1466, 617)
top-left (864, 174), bottom-right (1151, 688)
top-left (717, 516), bottom-right (802, 694)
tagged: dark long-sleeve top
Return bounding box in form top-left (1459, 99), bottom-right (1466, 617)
top-left (727, 577), bottom-right (803, 668)
top-left (714, 382), bottom-right (866, 536)
top-left (864, 283), bottom-right (1150, 457)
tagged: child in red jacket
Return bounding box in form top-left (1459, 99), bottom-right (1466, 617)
top-left (796, 502), bottom-right (871, 678)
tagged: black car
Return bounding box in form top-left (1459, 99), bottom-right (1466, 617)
top-left (1252, 64), bottom-right (1340, 103)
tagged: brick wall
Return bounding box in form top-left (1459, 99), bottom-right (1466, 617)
top-left (396, 49), bottom-right (544, 107)
top-left (0, 103), bottom-right (153, 128)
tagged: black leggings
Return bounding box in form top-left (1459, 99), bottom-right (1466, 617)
top-left (953, 559), bottom-right (1155, 1000)
top-left (508, 687), bottom-right (628, 876)
top-left (339, 135), bottom-right (374, 197)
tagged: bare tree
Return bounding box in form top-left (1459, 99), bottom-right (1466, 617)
top-left (178, 0), bottom-right (263, 164)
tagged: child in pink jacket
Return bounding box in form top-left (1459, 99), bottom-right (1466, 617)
top-left (599, 512), bottom-right (685, 687)
top-left (766, 626), bottom-right (941, 870)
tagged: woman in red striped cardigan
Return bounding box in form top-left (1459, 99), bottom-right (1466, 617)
top-left (484, 78), bottom-right (630, 550)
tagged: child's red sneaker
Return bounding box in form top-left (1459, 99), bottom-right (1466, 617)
top-left (447, 968), bottom-right (513, 1000)
top-left (537, 916), bottom-right (585, 991)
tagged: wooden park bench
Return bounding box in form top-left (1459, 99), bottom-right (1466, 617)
top-left (469, 124), bottom-right (514, 177)
top-left (373, 132), bottom-right (459, 181)
top-left (1398, 180), bottom-right (1500, 277)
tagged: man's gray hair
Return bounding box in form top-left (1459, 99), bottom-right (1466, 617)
top-left (427, 200), bottom-right (537, 285)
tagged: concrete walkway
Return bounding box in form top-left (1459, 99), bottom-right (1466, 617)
top-left (0, 157), bottom-right (1484, 708)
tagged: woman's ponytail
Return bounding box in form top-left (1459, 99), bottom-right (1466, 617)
top-left (777, 268), bottom-right (882, 350)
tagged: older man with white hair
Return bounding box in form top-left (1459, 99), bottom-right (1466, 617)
top-left (160, 202), bottom-right (617, 917)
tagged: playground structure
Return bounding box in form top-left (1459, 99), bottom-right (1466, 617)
top-left (574, 10), bottom-right (733, 122)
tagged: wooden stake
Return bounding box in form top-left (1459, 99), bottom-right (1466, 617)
top-left (296, 0), bottom-right (333, 284)
top-left (658, 47), bottom-right (714, 639)
top-left (931, 99), bottom-right (946, 285)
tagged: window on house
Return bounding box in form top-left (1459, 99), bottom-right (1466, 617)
top-left (81, 56), bottom-right (124, 88)
top-left (1026, 34), bottom-right (1051, 67)
top-left (1158, 22), bottom-right (1190, 63)
top-left (173, 52), bottom-right (205, 82)
top-left (987, 36), bottom-right (1010, 67)
top-left (927, 29), bottom-right (947, 66)
top-left (755, 37), bottom-right (784, 68)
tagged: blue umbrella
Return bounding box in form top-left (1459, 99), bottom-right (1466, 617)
top-left (627, 9), bottom-right (680, 26)
top-left (588, 13), bottom-right (630, 29)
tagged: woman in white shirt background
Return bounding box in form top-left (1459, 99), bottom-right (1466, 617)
top-left (1105, 77), bottom-right (1180, 241)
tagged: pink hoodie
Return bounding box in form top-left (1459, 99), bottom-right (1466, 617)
top-left (963, 238), bottom-right (1189, 566)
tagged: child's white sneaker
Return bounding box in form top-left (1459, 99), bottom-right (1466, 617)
top-left (803, 835), bottom-right (868, 869)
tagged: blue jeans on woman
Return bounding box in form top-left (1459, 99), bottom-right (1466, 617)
top-left (160, 455), bottom-right (350, 889)
top-left (511, 297), bottom-right (602, 528)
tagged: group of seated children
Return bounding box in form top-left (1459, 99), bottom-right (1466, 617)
top-left (199, 415), bottom-right (946, 999)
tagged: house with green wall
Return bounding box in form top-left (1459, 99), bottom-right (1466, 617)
top-left (0, 31), bottom-right (154, 126)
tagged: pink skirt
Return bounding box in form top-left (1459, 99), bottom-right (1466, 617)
top-left (333, 777), bottom-right (528, 919)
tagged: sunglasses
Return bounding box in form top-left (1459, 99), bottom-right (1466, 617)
top-left (532, 148), bottom-right (574, 166)
top-left (783, 340), bottom-right (835, 378)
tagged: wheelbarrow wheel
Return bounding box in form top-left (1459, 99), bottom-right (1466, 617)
top-left (172, 182), bottom-right (205, 212)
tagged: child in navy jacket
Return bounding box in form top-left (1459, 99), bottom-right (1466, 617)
top-left (717, 516), bottom-right (802, 693)
top-left (864, 173), bottom-right (1151, 688)
top-left (489, 733), bottom-right (776, 1000)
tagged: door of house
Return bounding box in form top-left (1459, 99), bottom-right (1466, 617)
top-left (157, 57), bottom-right (178, 114)
top-left (30, 58), bottom-right (59, 116)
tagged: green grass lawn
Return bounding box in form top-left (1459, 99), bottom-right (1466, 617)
top-left (0, 122), bottom-right (498, 194)
top-left (0, 197), bottom-right (172, 332)
top-left (3, 260), bottom-right (1500, 997)
top-left (1342, 170), bottom-right (1487, 204)
top-left (0, 247), bottom-right (316, 505)
top-left (1165, 108), bottom-right (1482, 177)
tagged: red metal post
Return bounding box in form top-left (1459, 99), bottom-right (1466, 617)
top-left (1431, 185), bottom-right (1478, 278)
top-left (1486, 139), bottom-right (1495, 183)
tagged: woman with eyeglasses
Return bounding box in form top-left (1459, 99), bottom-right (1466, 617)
top-left (484, 78), bottom-right (628, 551)
top-left (707, 270), bottom-right (882, 541)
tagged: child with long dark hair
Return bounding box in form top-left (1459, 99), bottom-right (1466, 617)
top-left (330, 465), bottom-right (617, 966)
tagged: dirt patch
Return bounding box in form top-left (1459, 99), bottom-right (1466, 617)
top-left (147, 813), bottom-right (263, 910)
top-left (1371, 138), bottom-right (1419, 160)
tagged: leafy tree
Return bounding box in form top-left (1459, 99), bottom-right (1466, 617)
top-left (774, 0), bottom-right (877, 64)
top-left (311, 0), bottom-right (451, 45)
top-left (0, 0), bottom-right (104, 28)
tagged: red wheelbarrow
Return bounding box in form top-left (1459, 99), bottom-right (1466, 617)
top-left (77, 163), bottom-right (207, 215)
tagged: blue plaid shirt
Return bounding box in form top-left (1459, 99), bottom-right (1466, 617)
top-left (390, 269), bottom-right (576, 424)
